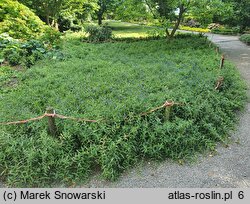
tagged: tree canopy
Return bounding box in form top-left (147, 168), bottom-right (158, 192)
top-left (222, 0), bottom-right (250, 31)
top-left (144, 0), bottom-right (233, 38)
top-left (0, 0), bottom-right (48, 39)
top-left (2, 0), bottom-right (248, 37)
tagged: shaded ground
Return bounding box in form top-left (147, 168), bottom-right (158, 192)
top-left (80, 33), bottom-right (250, 188)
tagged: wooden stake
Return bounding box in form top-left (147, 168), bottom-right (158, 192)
top-left (215, 76), bottom-right (224, 90)
top-left (164, 105), bottom-right (172, 121)
top-left (215, 47), bottom-right (219, 56)
top-left (46, 107), bottom-right (57, 136)
top-left (220, 55), bottom-right (225, 69)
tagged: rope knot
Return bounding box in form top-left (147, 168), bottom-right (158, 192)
top-left (45, 109), bottom-right (56, 117)
top-left (163, 100), bottom-right (174, 107)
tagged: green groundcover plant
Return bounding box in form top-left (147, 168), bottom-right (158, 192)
top-left (239, 34), bottom-right (250, 45)
top-left (0, 34), bottom-right (247, 187)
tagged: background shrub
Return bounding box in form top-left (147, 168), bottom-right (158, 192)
top-left (85, 25), bottom-right (112, 42)
top-left (39, 27), bottom-right (62, 47)
top-left (58, 15), bottom-right (82, 32)
top-left (146, 27), bottom-right (165, 39)
top-left (207, 23), bottom-right (221, 30)
top-left (183, 19), bottom-right (201, 28)
top-left (0, 0), bottom-right (48, 39)
top-left (0, 33), bottom-right (63, 67)
top-left (179, 26), bottom-right (210, 33)
top-left (239, 34), bottom-right (250, 45)
top-left (211, 26), bottom-right (240, 35)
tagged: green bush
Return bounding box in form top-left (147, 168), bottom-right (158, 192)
top-left (239, 34), bottom-right (250, 45)
top-left (58, 15), bottom-right (82, 32)
top-left (0, 0), bottom-right (48, 39)
top-left (85, 25), bottom-right (112, 42)
top-left (0, 33), bottom-right (22, 65)
top-left (39, 27), bottom-right (62, 47)
top-left (211, 26), bottom-right (240, 35)
top-left (146, 27), bottom-right (165, 39)
top-left (0, 33), bottom-right (63, 67)
top-left (3, 40), bottom-right (45, 67)
top-left (0, 33), bottom-right (19, 49)
top-left (3, 45), bottom-right (23, 66)
top-left (207, 23), bottom-right (221, 30)
top-left (179, 26), bottom-right (210, 33)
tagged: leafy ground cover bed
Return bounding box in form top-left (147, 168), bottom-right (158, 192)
top-left (240, 34), bottom-right (250, 45)
top-left (0, 34), bottom-right (246, 187)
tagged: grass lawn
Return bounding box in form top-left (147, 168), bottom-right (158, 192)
top-left (0, 22), bottom-right (247, 187)
top-left (80, 20), bottom-right (158, 38)
top-left (105, 20), bottom-right (156, 38)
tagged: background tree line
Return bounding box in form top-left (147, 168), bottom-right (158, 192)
top-left (7, 0), bottom-right (250, 35)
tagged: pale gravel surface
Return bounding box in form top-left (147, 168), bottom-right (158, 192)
top-left (0, 34), bottom-right (249, 188)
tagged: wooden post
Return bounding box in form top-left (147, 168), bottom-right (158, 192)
top-left (46, 107), bottom-right (57, 136)
top-left (215, 76), bottom-right (224, 90)
top-left (215, 47), bottom-right (219, 56)
top-left (164, 105), bottom-right (172, 121)
top-left (220, 55), bottom-right (225, 69)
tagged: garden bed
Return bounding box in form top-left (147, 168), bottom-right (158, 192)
top-left (0, 34), bottom-right (246, 187)
top-left (240, 34), bottom-right (250, 45)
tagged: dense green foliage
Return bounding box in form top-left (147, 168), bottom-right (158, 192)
top-left (0, 0), bottom-right (47, 39)
top-left (211, 26), bottom-right (240, 35)
top-left (96, 0), bottom-right (121, 25)
top-left (0, 34), bottom-right (246, 186)
top-left (1, 37), bottom-right (44, 67)
top-left (0, 0), bottom-right (248, 188)
top-left (240, 34), bottom-right (250, 45)
top-left (19, 0), bottom-right (99, 30)
top-left (188, 0), bottom-right (233, 26)
top-left (115, 0), bottom-right (152, 23)
top-left (18, 0), bottom-right (64, 28)
top-left (85, 24), bottom-right (112, 42)
top-left (179, 26), bottom-right (210, 33)
top-left (9, 0), bottom-right (249, 35)
top-left (0, 33), bottom-right (63, 67)
top-left (144, 0), bottom-right (231, 38)
top-left (221, 0), bottom-right (250, 32)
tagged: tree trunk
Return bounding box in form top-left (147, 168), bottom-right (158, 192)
top-left (54, 21), bottom-right (59, 31)
top-left (51, 19), bottom-right (59, 30)
top-left (46, 14), bottom-right (50, 26)
top-left (52, 19), bottom-right (54, 27)
top-left (167, 4), bottom-right (186, 39)
top-left (165, 27), bottom-right (170, 38)
top-left (98, 12), bottom-right (103, 25)
top-left (98, 16), bottom-right (102, 25)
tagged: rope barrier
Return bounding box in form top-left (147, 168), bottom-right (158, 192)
top-left (0, 114), bottom-right (47, 125)
top-left (55, 114), bottom-right (100, 123)
top-left (0, 112), bottom-right (99, 125)
top-left (140, 100), bottom-right (182, 116)
top-left (0, 55), bottom-right (225, 127)
top-left (0, 100), bottom-right (183, 126)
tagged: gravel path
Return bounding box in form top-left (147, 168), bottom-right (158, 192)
top-left (0, 34), bottom-right (249, 188)
top-left (81, 34), bottom-right (250, 188)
